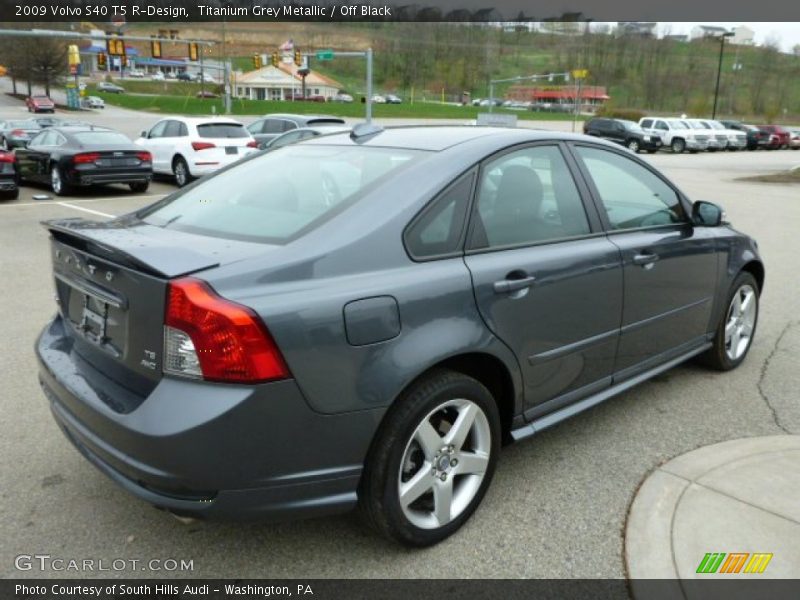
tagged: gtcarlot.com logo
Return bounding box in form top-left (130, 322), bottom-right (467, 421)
top-left (696, 552), bottom-right (773, 574)
top-left (14, 554), bottom-right (194, 572)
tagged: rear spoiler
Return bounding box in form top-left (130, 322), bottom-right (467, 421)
top-left (43, 218), bottom-right (220, 279)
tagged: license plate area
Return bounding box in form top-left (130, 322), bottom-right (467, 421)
top-left (225, 146), bottom-right (238, 155)
top-left (80, 295), bottom-right (108, 343)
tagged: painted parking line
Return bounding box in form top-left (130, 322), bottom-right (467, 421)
top-left (0, 194), bottom-right (166, 208)
top-left (55, 202), bottom-right (116, 218)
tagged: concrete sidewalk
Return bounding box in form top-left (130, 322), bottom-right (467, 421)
top-left (625, 435), bottom-right (800, 593)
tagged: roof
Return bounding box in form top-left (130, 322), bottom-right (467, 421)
top-left (153, 117), bottom-right (245, 125)
top-left (276, 63), bottom-right (341, 89)
top-left (303, 125), bottom-right (598, 152)
top-left (259, 113), bottom-right (345, 125)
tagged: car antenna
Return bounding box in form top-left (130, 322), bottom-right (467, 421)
top-left (350, 122), bottom-right (383, 144)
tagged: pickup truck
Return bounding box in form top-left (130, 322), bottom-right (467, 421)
top-left (639, 117), bottom-right (709, 153)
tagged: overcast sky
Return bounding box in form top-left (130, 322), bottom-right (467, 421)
top-left (599, 23), bottom-right (800, 52)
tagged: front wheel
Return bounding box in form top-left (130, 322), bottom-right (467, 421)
top-left (671, 138), bottom-right (686, 154)
top-left (626, 139), bottom-right (640, 153)
top-left (699, 272), bottom-right (759, 371)
top-left (359, 369), bottom-right (501, 546)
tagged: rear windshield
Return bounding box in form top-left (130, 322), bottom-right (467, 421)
top-left (10, 120), bottom-right (40, 128)
top-left (140, 145), bottom-right (424, 244)
top-left (306, 118), bottom-right (346, 126)
top-left (196, 123), bottom-right (248, 138)
top-left (73, 131), bottom-right (130, 145)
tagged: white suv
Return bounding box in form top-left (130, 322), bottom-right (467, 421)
top-left (135, 117), bottom-right (258, 186)
top-left (696, 119), bottom-right (748, 151)
top-left (639, 117), bottom-right (709, 153)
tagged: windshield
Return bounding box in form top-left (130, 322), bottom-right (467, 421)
top-left (73, 131), bottom-right (131, 145)
top-left (140, 145), bottom-right (425, 244)
top-left (196, 123), bottom-right (248, 138)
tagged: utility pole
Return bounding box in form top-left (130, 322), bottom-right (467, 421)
top-left (222, 19), bottom-right (231, 114)
top-left (712, 31), bottom-right (735, 119)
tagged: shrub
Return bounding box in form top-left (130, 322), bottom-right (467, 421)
top-left (595, 106), bottom-right (645, 122)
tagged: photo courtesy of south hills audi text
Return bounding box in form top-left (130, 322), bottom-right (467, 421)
top-left (15, 584), bottom-right (315, 597)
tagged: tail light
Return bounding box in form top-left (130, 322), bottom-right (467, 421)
top-left (191, 141), bottom-right (215, 151)
top-left (0, 153), bottom-right (14, 163)
top-left (135, 151), bottom-right (152, 162)
top-left (246, 140), bottom-right (258, 148)
top-left (73, 152), bottom-right (101, 164)
top-left (10, 129), bottom-right (24, 137)
top-left (164, 278), bottom-right (290, 384)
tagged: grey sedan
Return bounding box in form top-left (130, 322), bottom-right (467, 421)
top-left (36, 126), bottom-right (763, 546)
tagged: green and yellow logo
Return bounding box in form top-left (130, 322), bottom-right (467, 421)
top-left (696, 552), bottom-right (773, 574)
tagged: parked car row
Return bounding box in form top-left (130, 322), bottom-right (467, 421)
top-left (585, 116), bottom-right (799, 154)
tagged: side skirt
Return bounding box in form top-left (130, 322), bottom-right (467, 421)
top-left (509, 342), bottom-right (712, 442)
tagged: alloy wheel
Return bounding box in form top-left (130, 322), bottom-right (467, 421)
top-left (724, 284), bottom-right (757, 361)
top-left (174, 161), bottom-right (187, 186)
top-left (398, 399), bottom-right (491, 529)
top-left (51, 167), bottom-right (62, 194)
top-left (628, 140), bottom-right (640, 153)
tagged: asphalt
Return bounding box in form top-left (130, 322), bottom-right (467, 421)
top-left (0, 86), bottom-right (799, 580)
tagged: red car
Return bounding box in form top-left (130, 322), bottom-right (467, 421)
top-left (26, 95), bottom-right (55, 113)
top-left (758, 125), bottom-right (790, 150)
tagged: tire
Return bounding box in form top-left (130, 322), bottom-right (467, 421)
top-left (173, 156), bottom-right (193, 187)
top-left (129, 181), bottom-right (150, 193)
top-left (359, 369), bottom-right (501, 547)
top-left (671, 138), bottom-right (686, 154)
top-left (626, 139), bottom-right (640, 153)
top-left (698, 271), bottom-right (759, 371)
top-left (0, 138), bottom-right (7, 151)
top-left (647, 149), bottom-right (657, 154)
top-left (50, 165), bottom-right (71, 196)
top-left (0, 188), bottom-right (19, 200)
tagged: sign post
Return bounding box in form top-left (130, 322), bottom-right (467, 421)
top-left (571, 69), bottom-right (589, 133)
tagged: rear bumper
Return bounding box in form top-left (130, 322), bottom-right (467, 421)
top-left (67, 168), bottom-right (152, 187)
top-left (36, 316), bottom-right (382, 521)
top-left (0, 177), bottom-right (17, 191)
top-left (189, 150), bottom-right (257, 177)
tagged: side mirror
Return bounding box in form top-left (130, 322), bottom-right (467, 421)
top-left (140, 130), bottom-right (148, 139)
top-left (692, 201), bottom-right (725, 227)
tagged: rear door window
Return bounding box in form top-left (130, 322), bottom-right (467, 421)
top-left (469, 145), bottom-right (590, 249)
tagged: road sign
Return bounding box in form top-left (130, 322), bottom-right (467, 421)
top-left (571, 69), bottom-right (589, 79)
top-left (316, 50), bottom-right (334, 61)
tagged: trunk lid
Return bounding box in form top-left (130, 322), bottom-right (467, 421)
top-left (44, 217), bottom-right (272, 402)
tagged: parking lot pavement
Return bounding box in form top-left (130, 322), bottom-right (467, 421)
top-left (1, 130), bottom-right (799, 580)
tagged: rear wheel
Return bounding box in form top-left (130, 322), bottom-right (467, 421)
top-left (50, 165), bottom-right (71, 196)
top-left (699, 272), bottom-right (759, 371)
top-left (129, 181), bottom-right (150, 193)
top-left (359, 369), bottom-right (500, 546)
top-left (173, 157), bottom-right (193, 187)
top-left (671, 138), bottom-right (686, 154)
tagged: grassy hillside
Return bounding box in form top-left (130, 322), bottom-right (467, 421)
top-left (115, 22), bottom-right (800, 120)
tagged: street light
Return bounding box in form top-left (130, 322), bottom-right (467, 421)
top-left (712, 31), bottom-right (735, 119)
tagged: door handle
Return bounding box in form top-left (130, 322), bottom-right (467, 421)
top-left (493, 275), bottom-right (537, 294)
top-left (632, 252), bottom-right (659, 266)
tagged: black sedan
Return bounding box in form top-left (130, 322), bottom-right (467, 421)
top-left (583, 117), bottom-right (662, 153)
top-left (0, 150), bottom-right (19, 199)
top-left (15, 126), bottom-right (152, 196)
top-left (0, 119), bottom-right (42, 150)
